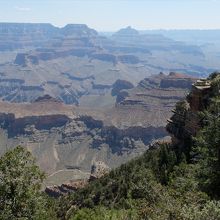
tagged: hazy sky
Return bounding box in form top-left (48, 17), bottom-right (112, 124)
top-left (0, 0), bottom-right (220, 31)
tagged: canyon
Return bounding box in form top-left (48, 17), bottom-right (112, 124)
top-left (0, 23), bottom-right (218, 106)
top-left (0, 22), bottom-right (218, 188)
top-left (0, 72), bottom-right (196, 187)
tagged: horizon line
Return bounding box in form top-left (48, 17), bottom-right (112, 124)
top-left (1, 21), bottom-right (220, 32)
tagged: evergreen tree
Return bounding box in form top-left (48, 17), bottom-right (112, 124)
top-left (0, 146), bottom-right (56, 220)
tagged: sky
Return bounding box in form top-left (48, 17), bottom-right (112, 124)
top-left (0, 0), bottom-right (220, 31)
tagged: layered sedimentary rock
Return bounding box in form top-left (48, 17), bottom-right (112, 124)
top-left (109, 72), bottom-right (197, 128)
top-left (111, 26), bottom-right (204, 56)
top-left (0, 23), bottom-right (215, 106)
top-left (111, 79), bottom-right (134, 96)
top-left (0, 96), bottom-right (164, 184)
top-left (166, 73), bottom-right (219, 148)
top-left (0, 72), bottom-right (197, 186)
top-left (0, 23), bottom-right (97, 51)
top-left (45, 179), bottom-right (88, 197)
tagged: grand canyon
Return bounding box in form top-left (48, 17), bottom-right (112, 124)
top-left (1, 16), bottom-right (220, 219)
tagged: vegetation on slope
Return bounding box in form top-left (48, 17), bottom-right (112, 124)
top-left (0, 146), bottom-right (57, 220)
top-left (56, 72), bottom-right (220, 219)
top-left (0, 72), bottom-right (220, 219)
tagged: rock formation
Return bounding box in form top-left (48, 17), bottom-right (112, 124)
top-left (111, 79), bottom-right (134, 96)
top-left (111, 73), bottom-right (197, 130)
top-left (166, 73), bottom-right (219, 150)
top-left (0, 23), bottom-right (214, 105)
top-left (45, 160), bottom-right (110, 197)
top-left (34, 94), bottom-right (62, 103)
top-left (45, 179), bottom-right (88, 197)
top-left (0, 73), bottom-right (196, 181)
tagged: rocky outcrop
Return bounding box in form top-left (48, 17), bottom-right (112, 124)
top-left (0, 113), bottom-right (15, 128)
top-left (45, 179), bottom-right (88, 197)
top-left (0, 112), bottom-right (70, 137)
top-left (45, 161), bottom-right (110, 197)
top-left (78, 115), bottom-right (103, 129)
top-left (116, 72), bottom-right (197, 108)
top-left (61, 24), bottom-right (98, 37)
top-left (90, 161), bottom-right (110, 180)
top-left (116, 90), bottom-right (129, 103)
top-left (187, 79), bottom-right (211, 111)
top-left (14, 53), bottom-right (28, 67)
top-left (111, 79), bottom-right (134, 96)
top-left (98, 125), bottom-right (166, 154)
top-left (34, 94), bottom-right (62, 103)
top-left (60, 114), bottom-right (166, 154)
top-left (160, 72), bottom-right (196, 89)
top-left (166, 74), bottom-right (219, 148)
top-left (113, 26), bottom-right (139, 37)
top-left (14, 53), bottom-right (40, 66)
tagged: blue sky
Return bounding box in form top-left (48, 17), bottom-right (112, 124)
top-left (0, 0), bottom-right (220, 31)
